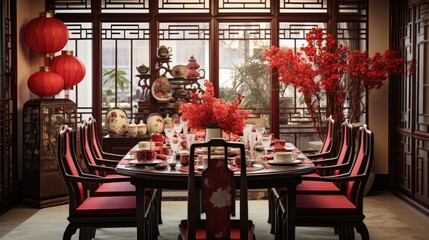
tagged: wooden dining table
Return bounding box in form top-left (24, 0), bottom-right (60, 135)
top-left (116, 144), bottom-right (316, 240)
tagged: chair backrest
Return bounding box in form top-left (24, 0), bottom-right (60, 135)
top-left (320, 115), bottom-right (335, 154)
top-left (345, 125), bottom-right (374, 208)
top-left (79, 120), bottom-right (103, 175)
top-left (333, 119), bottom-right (355, 175)
top-left (87, 116), bottom-right (103, 159)
top-left (188, 139), bottom-right (249, 239)
top-left (57, 125), bottom-right (86, 210)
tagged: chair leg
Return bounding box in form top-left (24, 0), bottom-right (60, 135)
top-left (355, 222), bottom-right (370, 240)
top-left (268, 188), bottom-right (273, 224)
top-left (157, 189), bottom-right (163, 224)
top-left (89, 227), bottom-right (96, 238)
top-left (338, 226), bottom-right (355, 240)
top-left (79, 228), bottom-right (94, 240)
top-left (63, 224), bottom-right (77, 240)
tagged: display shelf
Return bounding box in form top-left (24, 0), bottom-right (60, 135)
top-left (136, 54), bottom-right (205, 120)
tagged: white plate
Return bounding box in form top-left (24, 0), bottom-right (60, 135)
top-left (285, 146), bottom-right (295, 151)
top-left (151, 77), bottom-right (172, 102)
top-left (267, 160), bottom-right (301, 166)
top-left (255, 145), bottom-right (273, 151)
top-left (171, 65), bottom-right (188, 78)
top-left (129, 159), bottom-right (163, 166)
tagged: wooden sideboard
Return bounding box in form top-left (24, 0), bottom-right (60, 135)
top-left (102, 134), bottom-right (149, 155)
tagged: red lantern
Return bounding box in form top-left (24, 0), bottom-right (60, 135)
top-left (51, 50), bottom-right (86, 89)
top-left (24, 12), bottom-right (69, 56)
top-left (27, 66), bottom-right (64, 98)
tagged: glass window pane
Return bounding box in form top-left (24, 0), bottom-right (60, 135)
top-left (218, 22), bottom-right (271, 131)
top-left (278, 22), bottom-right (327, 149)
top-left (101, 22), bottom-right (150, 121)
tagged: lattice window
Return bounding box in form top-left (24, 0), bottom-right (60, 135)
top-left (219, 0), bottom-right (270, 13)
top-left (101, 0), bottom-right (149, 13)
top-left (0, 0), bottom-right (17, 210)
top-left (278, 22), bottom-right (327, 148)
top-left (158, 22), bottom-right (210, 94)
top-left (158, 0), bottom-right (210, 13)
top-left (416, 2), bottom-right (429, 133)
top-left (280, 0), bottom-right (328, 13)
top-left (338, 0), bottom-right (367, 16)
top-left (218, 23), bottom-right (271, 40)
top-left (48, 0), bottom-right (91, 13)
top-left (218, 22), bottom-right (271, 131)
top-left (101, 22), bottom-right (150, 121)
top-left (58, 22), bottom-right (93, 123)
top-left (159, 23), bottom-right (210, 40)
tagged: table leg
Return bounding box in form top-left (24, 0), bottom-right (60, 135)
top-left (286, 184), bottom-right (296, 240)
top-left (132, 180), bottom-right (146, 240)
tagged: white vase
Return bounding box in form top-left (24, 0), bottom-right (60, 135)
top-left (128, 119), bottom-right (138, 137)
top-left (137, 120), bottom-right (147, 135)
top-left (205, 128), bottom-right (222, 142)
top-left (105, 108), bottom-right (128, 135)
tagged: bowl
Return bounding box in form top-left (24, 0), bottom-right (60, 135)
top-left (168, 162), bottom-right (177, 169)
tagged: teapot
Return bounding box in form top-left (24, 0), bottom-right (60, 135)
top-left (136, 64), bottom-right (149, 75)
top-left (157, 45), bottom-right (172, 58)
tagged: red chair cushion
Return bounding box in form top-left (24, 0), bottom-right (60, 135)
top-left (95, 182), bottom-right (136, 196)
top-left (296, 180), bottom-right (340, 193)
top-left (295, 194), bottom-right (357, 215)
top-left (105, 174), bottom-right (130, 179)
top-left (178, 219), bottom-right (254, 240)
top-left (76, 195), bottom-right (146, 216)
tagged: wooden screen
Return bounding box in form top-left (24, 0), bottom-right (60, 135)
top-left (392, 0), bottom-right (429, 209)
top-left (0, 0), bottom-right (17, 212)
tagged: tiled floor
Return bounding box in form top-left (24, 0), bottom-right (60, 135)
top-left (0, 191), bottom-right (428, 239)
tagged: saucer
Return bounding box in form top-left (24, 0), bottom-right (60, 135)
top-left (267, 160), bottom-right (301, 166)
top-left (129, 159), bottom-right (162, 166)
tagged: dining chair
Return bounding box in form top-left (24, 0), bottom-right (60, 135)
top-left (57, 125), bottom-right (159, 240)
top-left (81, 119), bottom-right (163, 224)
top-left (80, 120), bottom-right (131, 181)
top-left (178, 138), bottom-right (255, 240)
top-left (87, 115), bottom-right (124, 160)
top-left (268, 119), bottom-right (355, 233)
top-left (306, 115), bottom-right (336, 159)
top-left (273, 124), bottom-right (373, 240)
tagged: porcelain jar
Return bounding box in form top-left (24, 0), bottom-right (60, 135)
top-left (186, 55), bottom-right (204, 78)
top-left (137, 120), bottom-right (147, 135)
top-left (105, 108), bottom-right (128, 135)
top-left (128, 119), bottom-right (138, 137)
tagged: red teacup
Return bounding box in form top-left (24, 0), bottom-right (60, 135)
top-left (136, 149), bottom-right (157, 162)
top-left (151, 133), bottom-right (164, 143)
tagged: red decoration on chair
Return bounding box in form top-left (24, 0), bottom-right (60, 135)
top-left (24, 12), bottom-right (69, 57)
top-left (27, 66), bottom-right (64, 98)
top-left (51, 50), bottom-right (86, 89)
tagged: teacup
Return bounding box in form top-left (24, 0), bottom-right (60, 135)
top-left (138, 141), bottom-right (154, 150)
top-left (179, 153), bottom-right (190, 166)
top-left (234, 155), bottom-right (252, 167)
top-left (151, 133), bottom-right (164, 143)
top-left (136, 149), bottom-right (157, 162)
top-left (274, 152), bottom-right (297, 163)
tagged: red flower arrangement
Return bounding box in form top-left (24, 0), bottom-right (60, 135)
top-left (179, 81), bottom-right (251, 134)
top-left (263, 28), bottom-right (404, 140)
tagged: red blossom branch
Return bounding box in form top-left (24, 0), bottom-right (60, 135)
top-left (179, 80), bottom-right (252, 134)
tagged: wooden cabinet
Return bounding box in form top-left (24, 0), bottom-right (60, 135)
top-left (22, 99), bottom-right (76, 208)
top-left (102, 134), bottom-right (149, 155)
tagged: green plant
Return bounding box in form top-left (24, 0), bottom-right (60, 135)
top-left (223, 47), bottom-right (273, 110)
top-left (101, 68), bottom-right (131, 107)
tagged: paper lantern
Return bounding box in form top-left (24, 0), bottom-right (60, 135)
top-left (24, 12), bottom-right (69, 56)
top-left (27, 66), bottom-right (65, 98)
top-left (51, 50), bottom-right (86, 89)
